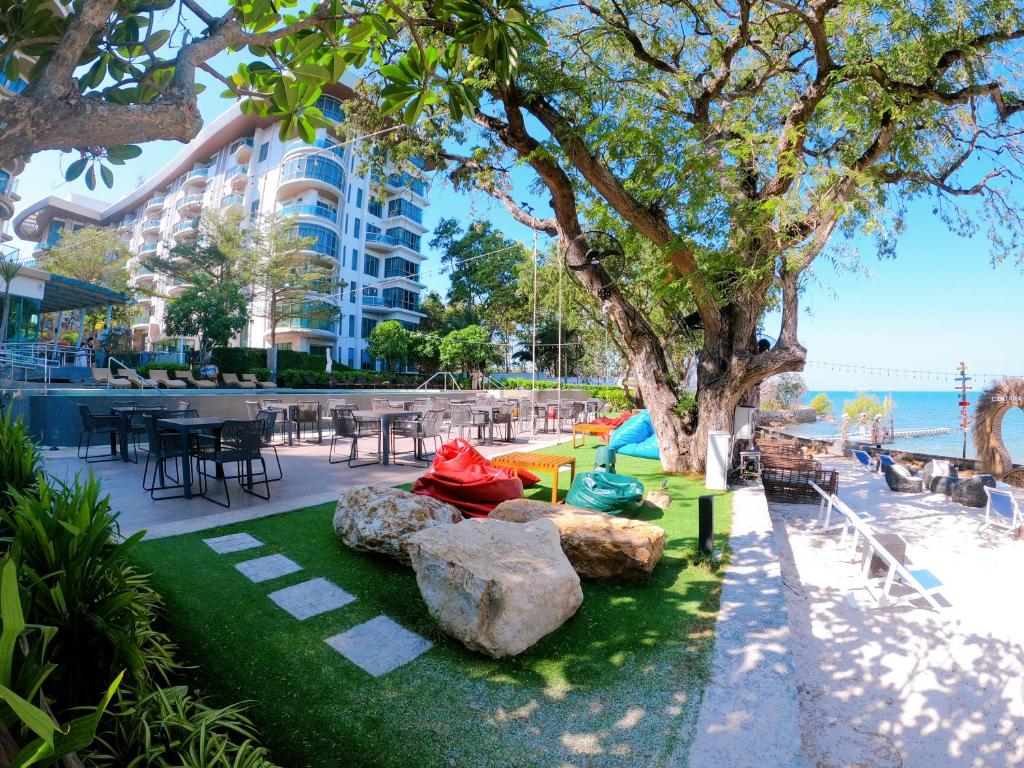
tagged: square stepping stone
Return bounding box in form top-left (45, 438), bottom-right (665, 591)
top-left (268, 578), bottom-right (355, 620)
top-left (235, 554), bottom-right (301, 583)
top-left (324, 616), bottom-right (431, 677)
top-left (203, 533), bottom-right (262, 554)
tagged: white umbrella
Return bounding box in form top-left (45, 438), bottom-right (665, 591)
top-left (325, 347), bottom-right (333, 374)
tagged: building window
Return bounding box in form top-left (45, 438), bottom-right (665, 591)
top-left (291, 222), bottom-right (338, 259)
top-left (314, 95), bottom-right (344, 122)
top-left (361, 317), bottom-right (378, 339)
top-left (347, 347), bottom-right (355, 368)
top-left (367, 198), bottom-right (383, 218)
top-left (251, 197), bottom-right (260, 214)
top-left (275, 342), bottom-right (293, 351)
top-left (355, 188), bottom-right (363, 208)
top-left (384, 227), bottom-right (421, 252)
top-left (258, 142), bottom-right (269, 163)
top-left (387, 198), bottom-right (424, 224)
top-left (281, 155), bottom-right (345, 190)
top-left (384, 257), bottom-right (418, 280)
top-left (353, 218), bottom-right (361, 238)
top-left (350, 249), bottom-right (359, 271)
top-left (47, 220), bottom-right (65, 247)
top-left (344, 214), bottom-right (349, 234)
top-left (363, 254), bottom-right (379, 277)
top-left (349, 282), bottom-right (357, 304)
top-left (348, 315), bottom-right (355, 337)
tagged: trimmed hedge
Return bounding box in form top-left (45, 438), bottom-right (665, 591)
top-left (210, 347), bottom-right (267, 375)
top-left (138, 362), bottom-right (190, 377)
top-left (500, 378), bottom-right (633, 410)
top-left (276, 368), bottom-right (422, 389)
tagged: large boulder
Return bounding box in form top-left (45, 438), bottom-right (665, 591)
top-left (333, 485), bottom-right (461, 564)
top-left (408, 518), bottom-right (582, 657)
top-left (490, 498), bottom-right (666, 581)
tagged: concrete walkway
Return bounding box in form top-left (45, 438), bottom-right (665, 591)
top-left (683, 485), bottom-right (806, 768)
top-left (44, 429), bottom-right (569, 539)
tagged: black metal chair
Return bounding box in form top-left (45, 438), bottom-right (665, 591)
top-left (194, 419), bottom-right (270, 508)
top-left (391, 408), bottom-right (445, 465)
top-left (292, 401), bottom-right (321, 443)
top-left (328, 407), bottom-right (381, 467)
top-left (255, 409), bottom-right (283, 481)
top-left (447, 403), bottom-right (486, 441)
top-left (77, 405), bottom-right (121, 463)
top-left (492, 403), bottom-right (517, 442)
top-left (141, 415), bottom-right (188, 500)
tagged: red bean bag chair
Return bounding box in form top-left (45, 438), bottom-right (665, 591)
top-left (595, 412), bottom-right (633, 427)
top-left (412, 439), bottom-right (539, 517)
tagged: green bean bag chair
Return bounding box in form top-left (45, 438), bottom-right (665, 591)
top-left (565, 471), bottom-right (645, 515)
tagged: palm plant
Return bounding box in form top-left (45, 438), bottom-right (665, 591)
top-left (0, 253), bottom-right (20, 347)
top-left (0, 409), bottom-right (41, 517)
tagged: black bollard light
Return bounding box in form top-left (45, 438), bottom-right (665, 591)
top-left (698, 494), bottom-right (715, 557)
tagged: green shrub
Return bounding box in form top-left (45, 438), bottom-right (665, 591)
top-left (211, 347), bottom-right (268, 375)
top-left (0, 408), bottom-right (41, 514)
top-left (3, 475), bottom-right (176, 708)
top-left (276, 349), bottom-right (341, 372)
top-left (251, 367), bottom-right (272, 382)
top-left (276, 369), bottom-right (308, 388)
top-left (809, 393), bottom-right (833, 416)
top-left (139, 362), bottom-right (190, 377)
top-left (499, 378), bottom-right (633, 410)
top-left (88, 686), bottom-right (279, 768)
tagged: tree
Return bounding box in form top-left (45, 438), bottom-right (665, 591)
top-left (34, 225), bottom-right (131, 341)
top-left (242, 215), bottom-right (340, 370)
top-left (761, 373), bottom-right (808, 410)
top-left (439, 325), bottom-right (497, 377)
top-left (0, 1), bottom-right (538, 183)
top-left (809, 393), bottom-right (834, 417)
top-left (416, 291), bottom-right (448, 334)
top-left (367, 320), bottom-right (411, 372)
top-left (843, 393), bottom-right (885, 421)
top-left (163, 277), bottom-right (248, 361)
top-left (430, 219), bottom-right (529, 349)
top-left (0, 254), bottom-right (21, 346)
top-left (359, 0), bottom-right (1024, 471)
top-left (513, 316), bottom-right (586, 377)
top-left (145, 212), bottom-right (248, 284)
top-left (410, 330), bottom-right (442, 375)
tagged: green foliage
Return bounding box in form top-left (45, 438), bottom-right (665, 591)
top-left (429, 219), bottom-right (529, 340)
top-left (211, 347), bottom-right (269, 375)
top-left (0, 557), bottom-right (124, 768)
top-left (164, 278), bottom-right (249, 363)
top-left (33, 226), bottom-right (131, 291)
top-left (367, 320), bottom-right (411, 371)
top-left (88, 686), bottom-right (278, 768)
top-left (842, 393), bottom-right (885, 420)
top-left (0, 251), bottom-right (23, 344)
top-left (499, 378), bottom-right (633, 410)
top-left (809, 393), bottom-right (834, 417)
top-left (409, 331), bottom-right (442, 375)
top-left (251, 367), bottom-right (272, 383)
top-left (0, 409), bottom-right (40, 515)
top-left (2, 476), bottom-right (176, 709)
top-left (138, 362), bottom-right (189, 377)
top-left (439, 325), bottom-right (497, 375)
top-left (276, 349), bottom-right (335, 373)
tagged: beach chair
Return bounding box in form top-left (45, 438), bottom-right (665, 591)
top-left (982, 487), bottom-right (1023, 533)
top-left (149, 369), bottom-right (187, 389)
top-left (829, 495), bottom-right (877, 549)
top-left (883, 463), bottom-right (924, 493)
top-left (855, 523), bottom-right (946, 611)
top-left (241, 373), bottom-right (277, 389)
top-left (173, 369), bottom-right (216, 388)
top-left (877, 454), bottom-right (895, 472)
top-left (221, 372), bottom-right (256, 389)
top-left (851, 449), bottom-right (877, 471)
top-left (91, 366), bottom-right (130, 389)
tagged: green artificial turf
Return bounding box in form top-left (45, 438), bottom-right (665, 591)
top-left (132, 441), bottom-right (732, 768)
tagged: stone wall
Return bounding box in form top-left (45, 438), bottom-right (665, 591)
top-left (757, 407), bottom-right (818, 426)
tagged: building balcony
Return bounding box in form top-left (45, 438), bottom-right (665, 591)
top-left (141, 217), bottom-right (162, 234)
top-left (283, 138), bottom-right (345, 162)
top-left (172, 219), bottom-right (198, 239)
top-left (383, 212), bottom-right (427, 233)
top-left (166, 279), bottom-right (191, 296)
top-left (364, 231), bottom-right (402, 252)
top-left (361, 295), bottom-right (422, 314)
top-left (277, 156), bottom-right (345, 199)
top-left (138, 242), bottom-right (158, 255)
top-left (227, 165), bottom-right (249, 188)
top-left (144, 196), bottom-right (165, 213)
top-left (222, 194), bottom-right (245, 214)
top-left (177, 193), bottom-right (203, 212)
top-left (231, 136), bottom-right (254, 161)
top-left (380, 172), bottom-right (427, 198)
top-left (279, 202), bottom-right (338, 225)
top-left (266, 325), bottom-right (338, 341)
top-left (184, 167), bottom-right (210, 187)
top-left (0, 172), bottom-right (19, 200)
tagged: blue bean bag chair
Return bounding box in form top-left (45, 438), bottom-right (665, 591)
top-left (565, 471), bottom-right (645, 514)
top-left (607, 410), bottom-right (660, 460)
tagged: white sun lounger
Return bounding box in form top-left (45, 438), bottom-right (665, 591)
top-left (982, 487), bottom-right (1023, 533)
top-left (831, 495), bottom-right (945, 611)
top-left (810, 482), bottom-right (876, 532)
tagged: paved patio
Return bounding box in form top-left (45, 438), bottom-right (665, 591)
top-left (770, 458), bottom-right (1024, 767)
top-left (43, 427), bottom-right (570, 539)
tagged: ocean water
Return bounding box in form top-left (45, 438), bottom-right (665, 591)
top-left (781, 390), bottom-right (1024, 459)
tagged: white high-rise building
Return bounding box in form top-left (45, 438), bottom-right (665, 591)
top-left (13, 87), bottom-right (429, 369)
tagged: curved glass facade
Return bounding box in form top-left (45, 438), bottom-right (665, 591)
top-left (281, 155), bottom-right (345, 189)
top-left (314, 95), bottom-right (345, 122)
top-left (293, 222), bottom-right (339, 260)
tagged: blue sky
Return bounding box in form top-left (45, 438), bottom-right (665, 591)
top-left (6, 55), bottom-right (1023, 392)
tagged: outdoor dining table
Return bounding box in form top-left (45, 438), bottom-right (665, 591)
top-left (471, 403), bottom-right (504, 445)
top-left (155, 416), bottom-right (228, 499)
top-left (352, 409), bottom-right (421, 466)
top-left (110, 405), bottom-right (165, 462)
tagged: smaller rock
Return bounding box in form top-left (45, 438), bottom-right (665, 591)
top-left (645, 490), bottom-right (672, 510)
top-left (334, 485), bottom-right (461, 564)
top-left (490, 498), bottom-right (666, 580)
top-left (408, 518), bottom-right (583, 657)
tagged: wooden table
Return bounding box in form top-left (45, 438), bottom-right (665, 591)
top-left (572, 422), bottom-right (614, 449)
top-left (492, 452), bottom-right (576, 504)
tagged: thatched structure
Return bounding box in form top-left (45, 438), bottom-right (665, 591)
top-left (973, 377), bottom-right (1024, 481)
